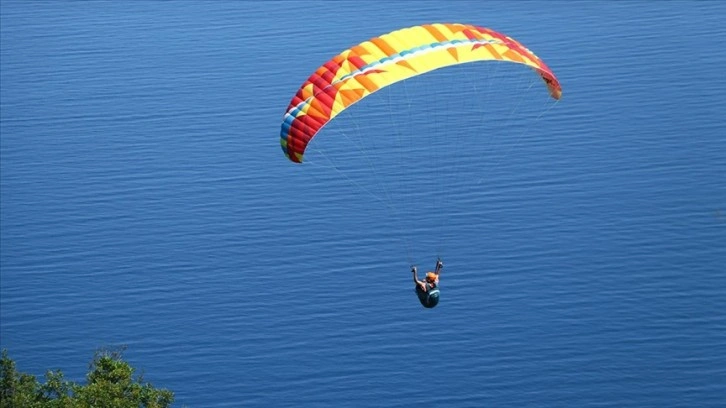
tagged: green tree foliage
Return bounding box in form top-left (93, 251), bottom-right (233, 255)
top-left (0, 348), bottom-right (174, 408)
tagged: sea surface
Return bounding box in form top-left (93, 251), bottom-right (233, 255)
top-left (1, 2), bottom-right (725, 407)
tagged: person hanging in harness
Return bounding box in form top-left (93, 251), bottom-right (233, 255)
top-left (411, 259), bottom-right (443, 308)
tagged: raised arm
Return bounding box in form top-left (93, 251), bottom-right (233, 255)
top-left (435, 259), bottom-right (443, 275)
top-left (412, 266), bottom-right (426, 290)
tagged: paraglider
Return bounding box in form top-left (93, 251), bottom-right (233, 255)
top-left (412, 259), bottom-right (443, 309)
top-left (278, 23), bottom-right (561, 308)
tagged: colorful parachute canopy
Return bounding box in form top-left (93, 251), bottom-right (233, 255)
top-left (280, 23), bottom-right (562, 163)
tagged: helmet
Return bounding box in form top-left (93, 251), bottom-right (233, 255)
top-left (426, 272), bottom-right (438, 282)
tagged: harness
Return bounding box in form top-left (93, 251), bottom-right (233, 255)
top-left (417, 282), bottom-right (440, 308)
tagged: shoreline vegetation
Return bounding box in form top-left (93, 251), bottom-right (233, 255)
top-left (0, 348), bottom-right (174, 408)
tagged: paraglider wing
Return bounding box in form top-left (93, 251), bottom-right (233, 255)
top-left (280, 23), bottom-right (562, 163)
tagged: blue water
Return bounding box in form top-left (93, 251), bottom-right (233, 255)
top-left (2, 2), bottom-right (725, 407)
